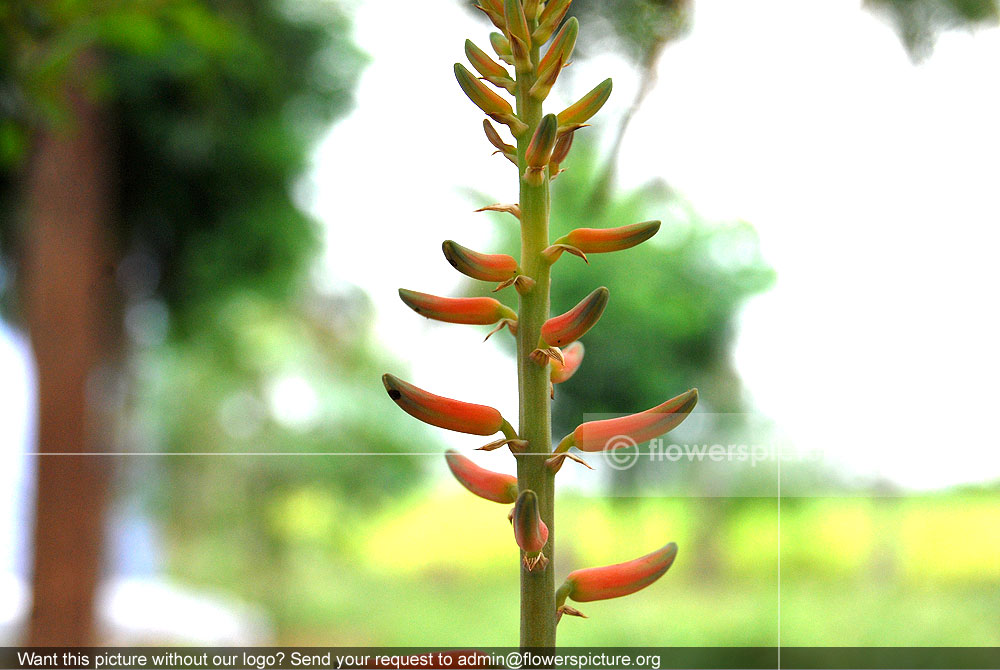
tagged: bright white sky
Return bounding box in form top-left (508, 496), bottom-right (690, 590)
top-left (308, 0), bottom-right (1000, 491)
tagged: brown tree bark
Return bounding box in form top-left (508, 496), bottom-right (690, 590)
top-left (24, 51), bottom-right (117, 646)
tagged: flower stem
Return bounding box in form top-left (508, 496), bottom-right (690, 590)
top-left (515, 20), bottom-right (557, 649)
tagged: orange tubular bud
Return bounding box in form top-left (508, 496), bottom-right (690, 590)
top-left (383, 374), bottom-right (506, 436)
top-left (445, 450), bottom-right (518, 504)
top-left (503, 0), bottom-right (531, 50)
top-left (558, 78), bottom-right (613, 127)
top-left (454, 63), bottom-right (514, 117)
top-left (564, 389), bottom-right (699, 452)
top-left (533, 0), bottom-right (573, 44)
top-left (442, 240), bottom-right (518, 282)
top-left (538, 17), bottom-right (578, 74)
top-left (399, 289), bottom-right (516, 326)
top-left (555, 220), bottom-right (661, 254)
top-left (541, 287), bottom-right (609, 347)
top-left (558, 543), bottom-right (678, 604)
top-left (513, 490), bottom-right (549, 570)
top-left (550, 341), bottom-right (584, 384)
top-left (465, 40), bottom-right (514, 92)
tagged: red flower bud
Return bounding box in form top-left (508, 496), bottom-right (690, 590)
top-left (513, 490), bottom-right (549, 570)
top-left (558, 543), bottom-right (678, 603)
top-left (383, 374), bottom-right (506, 436)
top-left (445, 450), bottom-right (518, 504)
top-left (550, 341), bottom-right (584, 384)
top-left (555, 220), bottom-right (660, 254)
top-left (399, 289), bottom-right (517, 325)
top-left (549, 130), bottom-right (574, 171)
top-left (442, 241), bottom-right (518, 283)
top-left (541, 287), bottom-right (609, 347)
top-left (560, 388), bottom-right (698, 452)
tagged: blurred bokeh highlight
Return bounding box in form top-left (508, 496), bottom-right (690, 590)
top-left (1, 0), bottom-right (998, 650)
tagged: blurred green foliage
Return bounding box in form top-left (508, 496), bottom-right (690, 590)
top-left (545, 147), bottom-right (774, 428)
top-left (1, 0), bottom-right (428, 597)
top-left (197, 485), bottom-right (999, 644)
top-left (1, 0), bottom-right (365, 317)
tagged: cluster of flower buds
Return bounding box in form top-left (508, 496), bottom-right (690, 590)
top-left (459, 0), bottom-right (614, 185)
top-left (382, 0), bottom-right (700, 628)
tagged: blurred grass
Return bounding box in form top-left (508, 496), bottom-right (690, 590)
top-left (167, 483), bottom-right (1000, 646)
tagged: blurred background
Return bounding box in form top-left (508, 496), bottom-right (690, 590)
top-left (1, 0), bottom-right (998, 650)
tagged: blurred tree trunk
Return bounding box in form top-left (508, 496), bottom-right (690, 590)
top-left (24, 51), bottom-right (116, 646)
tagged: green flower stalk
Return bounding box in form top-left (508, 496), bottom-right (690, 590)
top-left (382, 0), bottom-right (697, 648)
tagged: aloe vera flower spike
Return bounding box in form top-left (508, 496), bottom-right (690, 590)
top-left (381, 0), bottom-right (696, 648)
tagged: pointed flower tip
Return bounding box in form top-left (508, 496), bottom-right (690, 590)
top-left (465, 39), bottom-right (511, 82)
top-left (562, 543), bottom-right (678, 603)
top-left (541, 287), bottom-right (609, 347)
top-left (383, 373), bottom-right (504, 436)
top-left (533, 0), bottom-right (573, 44)
top-left (525, 114), bottom-right (559, 168)
top-left (542, 243), bottom-right (588, 264)
top-left (454, 63), bottom-right (514, 117)
top-left (398, 288), bottom-right (516, 325)
top-left (571, 388), bottom-right (698, 452)
top-left (445, 450), bottom-right (518, 504)
top-left (503, 0), bottom-right (531, 48)
top-left (557, 220), bottom-right (661, 254)
top-left (441, 240), bottom-right (518, 282)
top-left (557, 78), bottom-right (613, 127)
top-left (539, 16), bottom-right (578, 74)
top-left (489, 32), bottom-right (512, 58)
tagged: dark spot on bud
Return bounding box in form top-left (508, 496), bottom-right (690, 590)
top-left (414, 307), bottom-right (421, 313)
top-left (447, 258), bottom-right (458, 268)
top-left (388, 389), bottom-right (401, 400)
